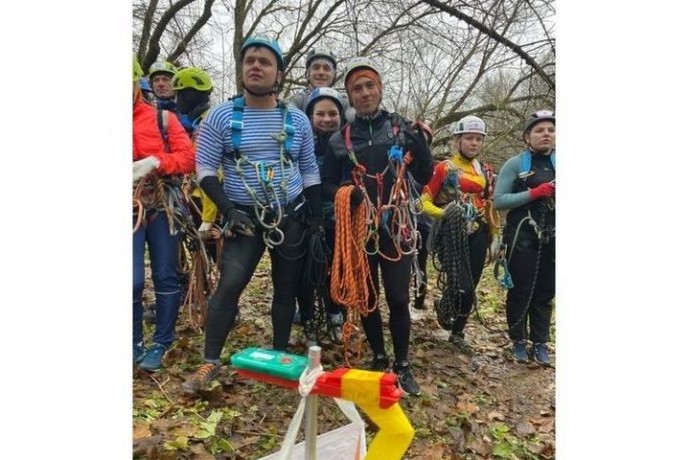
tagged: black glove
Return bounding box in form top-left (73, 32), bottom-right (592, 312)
top-left (225, 207), bottom-right (255, 237)
top-left (404, 129), bottom-right (432, 163)
top-left (350, 187), bottom-right (365, 208)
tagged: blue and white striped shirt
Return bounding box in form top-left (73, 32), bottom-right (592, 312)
top-left (195, 100), bottom-right (320, 206)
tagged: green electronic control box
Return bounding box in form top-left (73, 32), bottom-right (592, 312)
top-left (230, 347), bottom-right (308, 381)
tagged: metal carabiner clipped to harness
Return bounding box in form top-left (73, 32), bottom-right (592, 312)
top-left (493, 244), bottom-right (515, 290)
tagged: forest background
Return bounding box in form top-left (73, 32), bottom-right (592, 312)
top-left (2, 0), bottom-right (690, 459)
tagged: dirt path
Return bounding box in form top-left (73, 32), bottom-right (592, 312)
top-left (133, 256), bottom-right (555, 459)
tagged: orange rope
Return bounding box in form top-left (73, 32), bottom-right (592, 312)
top-left (330, 186), bottom-right (378, 366)
top-left (132, 180), bottom-right (146, 233)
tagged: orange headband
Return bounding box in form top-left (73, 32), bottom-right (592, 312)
top-left (346, 69), bottom-right (382, 94)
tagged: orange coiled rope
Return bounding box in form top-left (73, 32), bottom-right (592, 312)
top-left (330, 185), bottom-right (378, 366)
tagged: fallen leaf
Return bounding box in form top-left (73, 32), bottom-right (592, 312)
top-left (468, 438), bottom-right (493, 455)
top-left (420, 443), bottom-right (446, 459)
top-left (456, 400), bottom-right (479, 415)
top-left (538, 418), bottom-right (555, 433)
top-left (515, 419), bottom-right (535, 437)
top-left (487, 411), bottom-right (505, 421)
top-left (133, 422), bottom-right (152, 440)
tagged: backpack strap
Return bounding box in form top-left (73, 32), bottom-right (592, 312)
top-left (229, 96), bottom-right (245, 159)
top-left (518, 149), bottom-right (555, 182)
top-left (228, 96), bottom-right (296, 161)
top-left (157, 109), bottom-right (170, 153)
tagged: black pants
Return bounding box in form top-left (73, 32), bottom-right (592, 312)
top-left (203, 214), bottom-right (305, 360)
top-left (505, 234), bottom-right (555, 343)
top-left (361, 238), bottom-right (413, 365)
top-left (451, 221), bottom-right (490, 335)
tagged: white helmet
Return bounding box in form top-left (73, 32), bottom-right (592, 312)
top-left (344, 57), bottom-right (382, 87)
top-left (451, 115), bottom-right (486, 136)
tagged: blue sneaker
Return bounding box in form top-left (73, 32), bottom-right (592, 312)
top-left (139, 343), bottom-right (167, 371)
top-left (532, 343), bottom-right (551, 366)
top-left (133, 342), bottom-right (145, 365)
top-left (512, 340), bottom-right (529, 363)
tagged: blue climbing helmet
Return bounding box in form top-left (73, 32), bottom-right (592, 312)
top-left (240, 35), bottom-right (285, 71)
top-left (139, 77), bottom-right (152, 93)
top-left (305, 87), bottom-right (344, 117)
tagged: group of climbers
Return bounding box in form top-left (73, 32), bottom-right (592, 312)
top-left (132, 35), bottom-right (556, 394)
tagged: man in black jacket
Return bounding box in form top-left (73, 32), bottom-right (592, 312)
top-left (321, 57), bottom-right (433, 396)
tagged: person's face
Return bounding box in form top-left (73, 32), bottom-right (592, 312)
top-left (525, 121), bottom-right (555, 152)
top-left (349, 76), bottom-right (381, 116)
top-left (151, 74), bottom-right (174, 99)
top-left (454, 133), bottom-right (484, 158)
top-left (243, 46), bottom-right (282, 93)
top-left (312, 99), bottom-right (340, 133)
top-left (308, 59), bottom-right (334, 87)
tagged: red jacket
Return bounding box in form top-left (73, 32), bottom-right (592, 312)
top-left (132, 97), bottom-right (195, 175)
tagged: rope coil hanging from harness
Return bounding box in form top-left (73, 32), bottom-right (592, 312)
top-left (330, 185), bottom-right (378, 366)
top-left (429, 201), bottom-right (475, 330)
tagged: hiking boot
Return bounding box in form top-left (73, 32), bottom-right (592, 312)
top-left (139, 343), bottom-right (166, 371)
top-left (393, 362), bottom-right (421, 396)
top-left (327, 313), bottom-right (344, 344)
top-left (303, 319), bottom-right (318, 347)
top-left (448, 332), bottom-right (473, 356)
top-left (532, 343), bottom-right (551, 366)
top-left (512, 340), bottom-right (529, 363)
top-left (182, 362), bottom-right (221, 394)
top-left (133, 342), bottom-right (145, 365)
top-left (369, 354), bottom-right (390, 372)
top-left (412, 295), bottom-right (426, 310)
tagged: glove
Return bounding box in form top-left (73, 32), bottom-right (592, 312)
top-left (225, 207), bottom-right (255, 237)
top-left (350, 187), bottom-right (365, 208)
top-left (528, 182), bottom-right (555, 200)
top-left (403, 130), bottom-right (432, 163)
top-left (198, 221), bottom-right (214, 239)
top-left (488, 236), bottom-right (502, 263)
top-left (133, 156), bottom-right (160, 182)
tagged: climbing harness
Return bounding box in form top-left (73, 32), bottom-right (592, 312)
top-left (342, 120), bottom-right (421, 262)
top-left (225, 96), bottom-right (298, 249)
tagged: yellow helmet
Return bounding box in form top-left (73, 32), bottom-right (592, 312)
top-left (172, 67), bottom-right (213, 92)
top-left (133, 55), bottom-right (144, 82)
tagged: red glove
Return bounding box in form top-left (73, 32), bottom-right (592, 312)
top-left (529, 182), bottom-right (555, 200)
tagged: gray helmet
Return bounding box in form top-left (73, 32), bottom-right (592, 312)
top-left (523, 109), bottom-right (555, 134)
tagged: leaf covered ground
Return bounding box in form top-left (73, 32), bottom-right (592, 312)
top-left (133, 255), bottom-right (555, 459)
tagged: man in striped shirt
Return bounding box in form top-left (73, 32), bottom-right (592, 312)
top-left (183, 36), bottom-right (323, 393)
